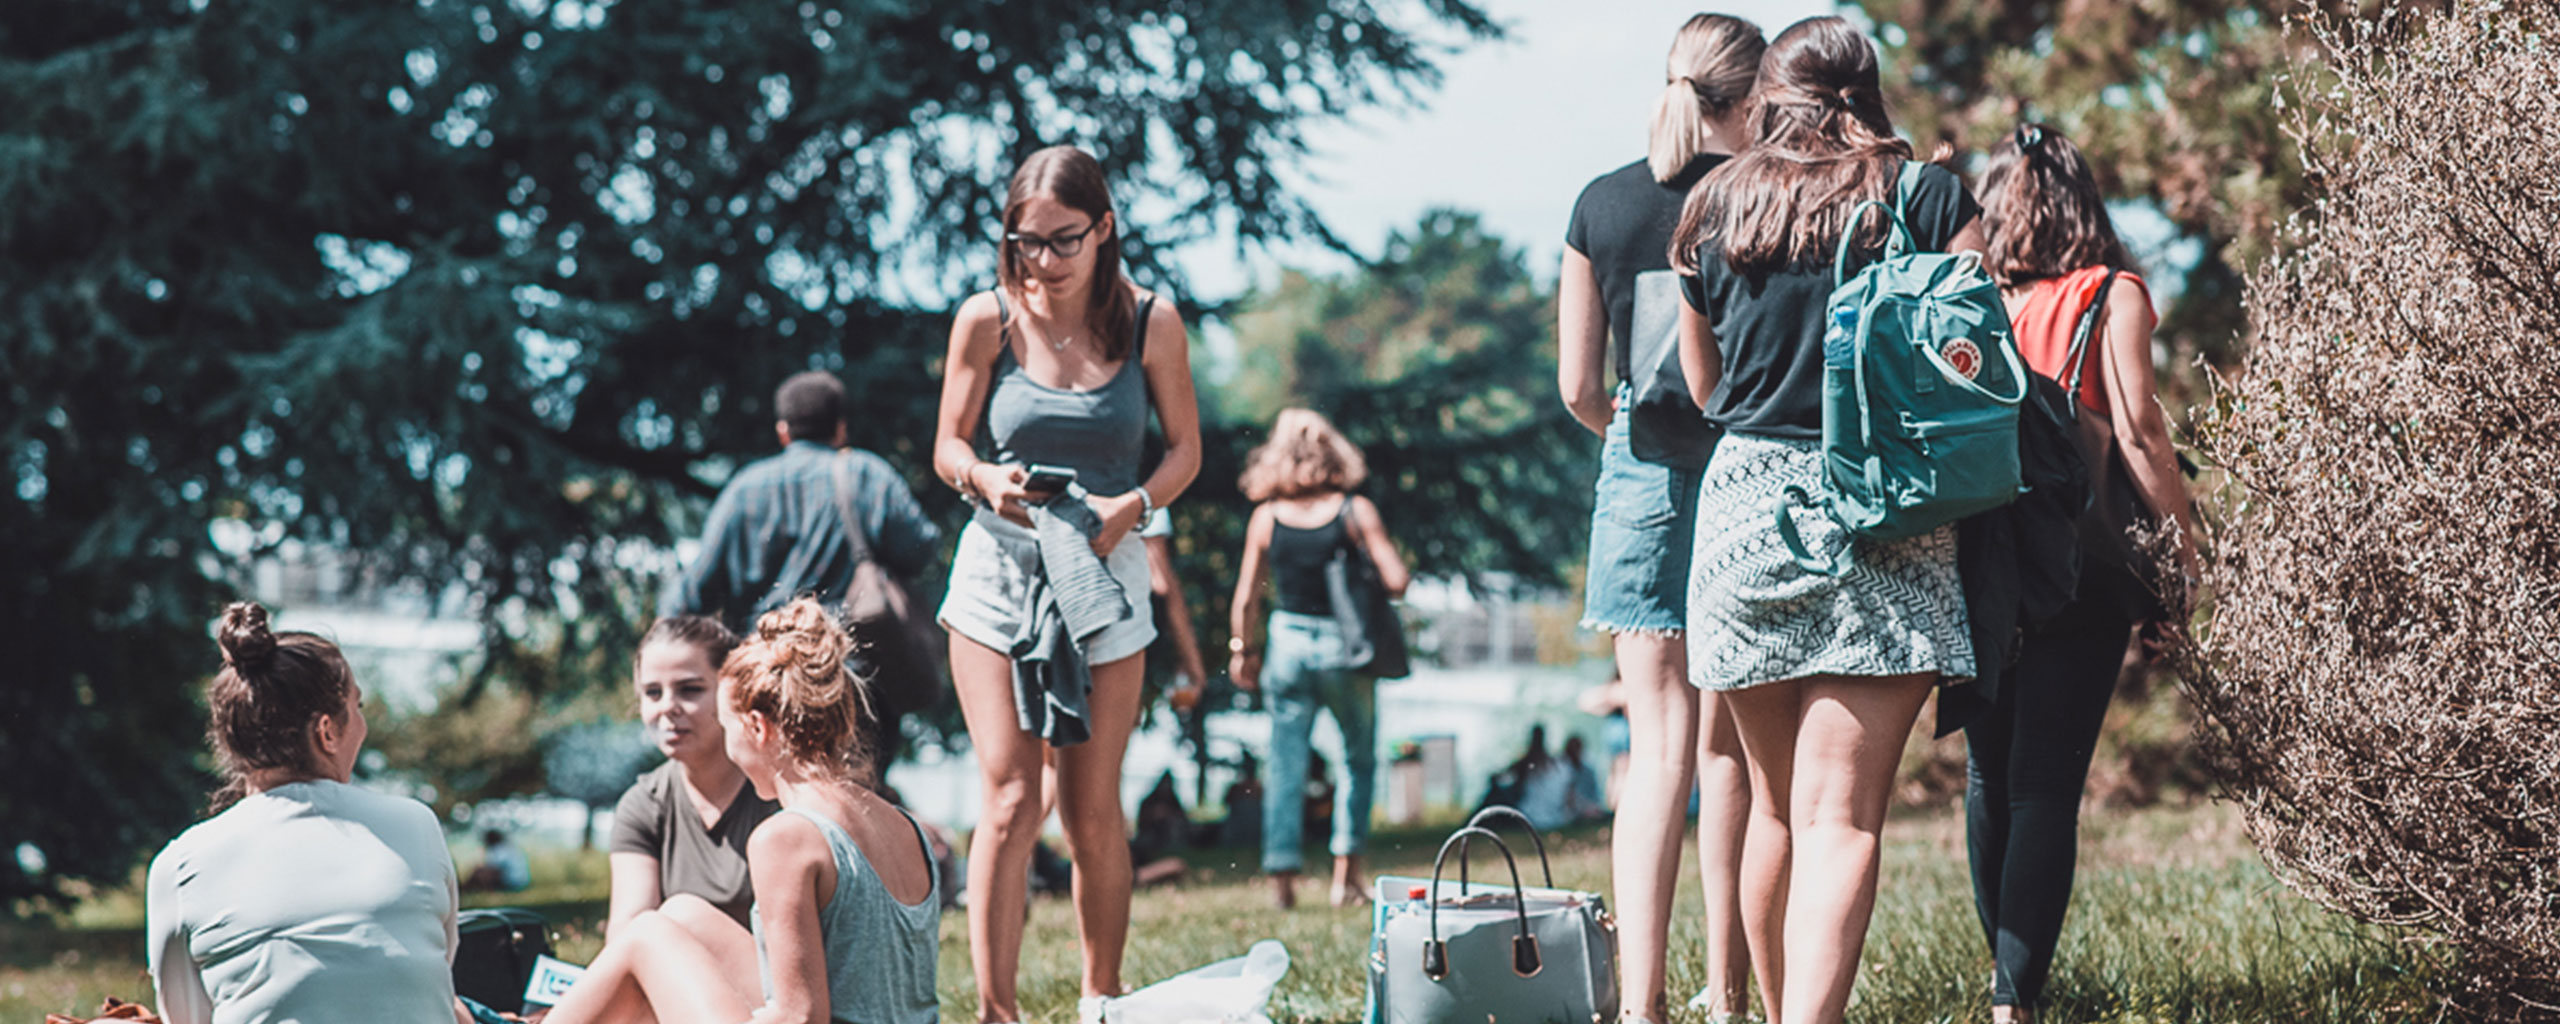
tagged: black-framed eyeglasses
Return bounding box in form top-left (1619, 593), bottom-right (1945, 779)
top-left (1004, 221), bottom-right (1097, 261)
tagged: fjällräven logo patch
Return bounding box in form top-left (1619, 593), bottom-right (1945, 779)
top-left (1942, 338), bottom-right (1983, 380)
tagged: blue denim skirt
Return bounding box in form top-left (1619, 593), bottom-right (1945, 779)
top-left (1580, 394), bottom-right (1706, 636)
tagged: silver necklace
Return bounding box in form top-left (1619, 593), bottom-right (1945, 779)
top-left (1023, 307), bottom-right (1077, 352)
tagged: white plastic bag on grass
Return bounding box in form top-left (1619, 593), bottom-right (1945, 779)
top-left (1107, 940), bottom-right (1291, 1024)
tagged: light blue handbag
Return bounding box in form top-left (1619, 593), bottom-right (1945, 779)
top-left (1366, 809), bottom-right (1617, 1024)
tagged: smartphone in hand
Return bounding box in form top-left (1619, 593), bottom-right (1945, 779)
top-left (1022, 463), bottom-right (1077, 495)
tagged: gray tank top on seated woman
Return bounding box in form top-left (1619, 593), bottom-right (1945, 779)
top-left (752, 807), bottom-right (941, 1024)
top-left (979, 292), bottom-right (1156, 499)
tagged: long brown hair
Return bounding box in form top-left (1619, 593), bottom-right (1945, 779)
top-left (722, 598), bottom-right (871, 780)
top-left (997, 145), bottom-right (1138, 360)
top-left (206, 602), bottom-right (355, 811)
top-left (1669, 16), bottom-right (1913, 277)
top-left (1977, 124), bottom-right (2131, 286)
top-left (1648, 13), bottom-right (1766, 183)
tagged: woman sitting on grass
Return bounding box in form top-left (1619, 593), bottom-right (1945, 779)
top-left (606, 615), bottom-right (777, 938)
top-left (147, 602), bottom-right (462, 1024)
top-left (543, 598), bottom-right (940, 1024)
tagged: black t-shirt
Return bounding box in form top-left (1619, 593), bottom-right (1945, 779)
top-left (1679, 160), bottom-right (1982, 439)
top-left (1565, 154), bottom-right (1726, 384)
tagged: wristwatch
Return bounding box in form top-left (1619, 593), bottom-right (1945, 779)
top-left (1226, 636), bottom-right (1256, 655)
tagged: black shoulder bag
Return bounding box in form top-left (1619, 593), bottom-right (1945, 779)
top-left (2061, 271), bottom-right (2168, 620)
top-left (1321, 498), bottom-right (1411, 679)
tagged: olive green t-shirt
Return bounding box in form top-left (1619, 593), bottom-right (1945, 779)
top-left (609, 760), bottom-right (779, 926)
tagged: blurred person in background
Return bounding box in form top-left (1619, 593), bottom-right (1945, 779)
top-left (463, 829), bottom-right (530, 893)
top-left (1227, 408), bottom-right (1409, 910)
top-left (658, 369), bottom-right (941, 775)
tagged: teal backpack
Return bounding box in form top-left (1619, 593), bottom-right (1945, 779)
top-left (1778, 162), bottom-right (2028, 574)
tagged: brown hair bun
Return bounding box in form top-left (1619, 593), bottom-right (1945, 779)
top-left (217, 601), bottom-right (278, 671)
top-left (204, 600), bottom-right (354, 811)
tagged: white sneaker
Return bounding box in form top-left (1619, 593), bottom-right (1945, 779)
top-left (1078, 996), bottom-right (1111, 1024)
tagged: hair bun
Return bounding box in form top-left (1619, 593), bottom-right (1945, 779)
top-left (217, 601), bottom-right (277, 670)
top-left (754, 598), bottom-right (852, 709)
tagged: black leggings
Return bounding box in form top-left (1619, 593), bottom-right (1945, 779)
top-left (1964, 595), bottom-right (2133, 1008)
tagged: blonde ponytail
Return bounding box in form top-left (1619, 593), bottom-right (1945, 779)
top-left (1647, 13), bottom-right (1769, 183)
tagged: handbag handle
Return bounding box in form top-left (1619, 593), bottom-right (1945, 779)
top-left (1423, 826), bottom-right (1542, 982)
top-left (1461, 805), bottom-right (1555, 890)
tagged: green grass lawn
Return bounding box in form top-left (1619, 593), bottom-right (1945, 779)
top-left (1, 800), bottom-right (2441, 1023)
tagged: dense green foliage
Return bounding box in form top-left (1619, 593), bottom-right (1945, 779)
top-left (0, 0), bottom-right (1501, 905)
top-left (1854, 0), bottom-right (2381, 373)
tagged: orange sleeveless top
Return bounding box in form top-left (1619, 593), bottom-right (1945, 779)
top-left (2009, 265), bottom-right (2153, 421)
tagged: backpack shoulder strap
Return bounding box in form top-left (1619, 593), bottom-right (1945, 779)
top-left (1832, 162), bottom-right (1923, 290)
top-left (2062, 269), bottom-right (2124, 396)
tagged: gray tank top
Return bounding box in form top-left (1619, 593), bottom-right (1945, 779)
top-left (980, 292), bottom-right (1155, 497)
top-left (752, 807), bottom-right (940, 1024)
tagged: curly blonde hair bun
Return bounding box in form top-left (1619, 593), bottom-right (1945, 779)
top-left (723, 597), bottom-right (872, 776)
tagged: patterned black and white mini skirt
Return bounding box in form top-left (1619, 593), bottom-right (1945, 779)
top-left (1685, 433), bottom-right (1976, 692)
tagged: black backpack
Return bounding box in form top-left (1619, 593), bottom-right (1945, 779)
top-left (452, 907), bottom-right (550, 1013)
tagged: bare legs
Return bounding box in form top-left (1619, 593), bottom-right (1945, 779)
top-left (953, 633), bottom-right (1146, 1021)
top-left (1330, 853), bottom-right (1367, 907)
top-left (537, 894), bottom-right (759, 1024)
top-left (1271, 856), bottom-right (1369, 910)
top-left (1612, 632), bottom-right (1754, 1023)
top-left (1609, 632), bottom-right (1697, 1023)
top-left (1724, 673), bottom-right (1934, 1024)
top-left (1696, 689), bottom-right (1753, 1018)
top-left (1055, 655), bottom-right (1145, 999)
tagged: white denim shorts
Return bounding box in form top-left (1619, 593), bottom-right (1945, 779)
top-left (938, 513), bottom-right (1157, 667)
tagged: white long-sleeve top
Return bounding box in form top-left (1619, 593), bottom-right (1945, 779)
top-left (145, 780), bottom-right (460, 1024)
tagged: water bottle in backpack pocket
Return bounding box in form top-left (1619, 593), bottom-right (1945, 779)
top-left (1779, 161), bottom-right (2028, 575)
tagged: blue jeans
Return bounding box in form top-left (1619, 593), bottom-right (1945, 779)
top-left (1260, 611), bottom-right (1378, 873)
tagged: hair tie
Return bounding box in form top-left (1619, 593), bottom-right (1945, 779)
top-left (2016, 124), bottom-right (2044, 151)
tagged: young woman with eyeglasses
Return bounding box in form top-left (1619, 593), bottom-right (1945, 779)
top-left (930, 144), bottom-right (1203, 1024)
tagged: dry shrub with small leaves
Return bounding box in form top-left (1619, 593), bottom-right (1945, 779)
top-left (2174, 2), bottom-right (2560, 1017)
